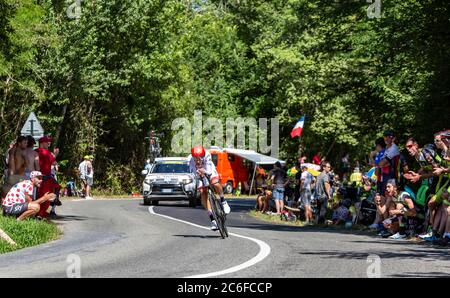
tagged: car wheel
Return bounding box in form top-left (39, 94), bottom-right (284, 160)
top-left (152, 200), bottom-right (159, 206)
top-left (143, 197), bottom-right (151, 206)
top-left (224, 182), bottom-right (233, 194)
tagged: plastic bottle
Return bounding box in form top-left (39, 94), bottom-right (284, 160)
top-left (236, 182), bottom-right (241, 197)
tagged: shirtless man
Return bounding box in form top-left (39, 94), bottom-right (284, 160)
top-left (24, 136), bottom-right (40, 180)
top-left (7, 136), bottom-right (28, 186)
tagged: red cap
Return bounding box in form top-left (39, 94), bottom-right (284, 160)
top-left (39, 136), bottom-right (53, 143)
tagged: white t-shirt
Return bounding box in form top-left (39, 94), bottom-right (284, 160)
top-left (79, 160), bottom-right (93, 178)
top-left (3, 180), bottom-right (33, 207)
top-left (301, 171), bottom-right (314, 190)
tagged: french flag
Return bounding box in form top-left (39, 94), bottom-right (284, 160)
top-left (290, 115), bottom-right (305, 138)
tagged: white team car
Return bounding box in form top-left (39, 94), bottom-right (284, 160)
top-left (141, 157), bottom-right (199, 207)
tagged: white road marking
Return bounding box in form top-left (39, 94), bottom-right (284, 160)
top-left (148, 206), bottom-right (271, 278)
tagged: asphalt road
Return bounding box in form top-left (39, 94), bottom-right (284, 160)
top-left (0, 198), bottom-right (449, 278)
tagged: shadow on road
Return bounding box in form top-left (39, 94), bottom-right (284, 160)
top-left (139, 202), bottom-right (192, 208)
top-left (150, 199), bottom-right (450, 252)
top-left (173, 235), bottom-right (221, 239)
top-left (52, 215), bottom-right (91, 222)
top-left (390, 271), bottom-right (450, 278)
top-left (298, 248), bottom-right (450, 262)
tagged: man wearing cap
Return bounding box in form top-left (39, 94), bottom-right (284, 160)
top-left (2, 171), bottom-right (55, 221)
top-left (35, 136), bottom-right (61, 218)
top-left (78, 155), bottom-right (94, 199)
top-left (378, 130), bottom-right (401, 195)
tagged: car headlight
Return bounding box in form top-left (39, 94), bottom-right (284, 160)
top-left (181, 178), bottom-right (193, 184)
top-left (144, 177), bottom-right (157, 185)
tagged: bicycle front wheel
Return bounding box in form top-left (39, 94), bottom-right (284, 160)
top-left (209, 191), bottom-right (228, 238)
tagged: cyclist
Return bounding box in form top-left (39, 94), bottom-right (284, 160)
top-left (188, 145), bottom-right (230, 231)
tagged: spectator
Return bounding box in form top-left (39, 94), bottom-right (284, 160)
top-left (2, 171), bottom-right (55, 221)
top-left (403, 138), bottom-right (439, 238)
top-left (341, 153), bottom-right (350, 181)
top-left (370, 137), bottom-right (386, 193)
top-left (49, 147), bottom-right (61, 217)
top-left (434, 130), bottom-right (450, 162)
top-left (270, 161), bottom-right (287, 215)
top-left (293, 162), bottom-right (302, 201)
top-left (332, 199), bottom-right (352, 225)
top-left (255, 167), bottom-right (267, 211)
top-left (383, 179), bottom-right (417, 240)
top-left (300, 165), bottom-right (315, 225)
top-left (422, 132), bottom-right (450, 244)
top-left (316, 161), bottom-right (332, 224)
top-left (24, 136), bottom-right (40, 180)
top-left (256, 173), bottom-right (271, 213)
top-left (373, 192), bottom-right (389, 233)
top-left (377, 130), bottom-right (400, 194)
top-left (313, 151), bottom-right (321, 165)
top-left (35, 136), bottom-right (61, 219)
top-left (349, 167), bottom-right (363, 187)
top-left (285, 165), bottom-right (298, 202)
top-left (79, 155), bottom-right (94, 200)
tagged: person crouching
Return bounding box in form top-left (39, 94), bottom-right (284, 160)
top-left (383, 179), bottom-right (417, 240)
top-left (2, 171), bottom-right (56, 221)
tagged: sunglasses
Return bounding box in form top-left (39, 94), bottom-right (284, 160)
top-left (406, 144), bottom-right (414, 149)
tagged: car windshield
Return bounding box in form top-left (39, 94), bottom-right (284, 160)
top-left (152, 162), bottom-right (189, 174)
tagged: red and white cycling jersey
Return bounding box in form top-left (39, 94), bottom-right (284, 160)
top-left (187, 150), bottom-right (219, 182)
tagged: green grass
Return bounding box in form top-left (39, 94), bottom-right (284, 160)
top-left (249, 210), bottom-right (369, 232)
top-left (0, 215), bottom-right (61, 254)
top-left (91, 189), bottom-right (129, 197)
top-left (249, 210), bottom-right (308, 227)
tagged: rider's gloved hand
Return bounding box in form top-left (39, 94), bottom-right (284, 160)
top-left (197, 168), bottom-right (206, 177)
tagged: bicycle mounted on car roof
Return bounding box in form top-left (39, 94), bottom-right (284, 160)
top-left (146, 130), bottom-right (163, 163)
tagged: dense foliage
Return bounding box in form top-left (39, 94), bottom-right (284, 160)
top-left (1, 0), bottom-right (449, 192)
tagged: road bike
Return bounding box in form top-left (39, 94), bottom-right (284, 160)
top-left (195, 173), bottom-right (229, 239)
